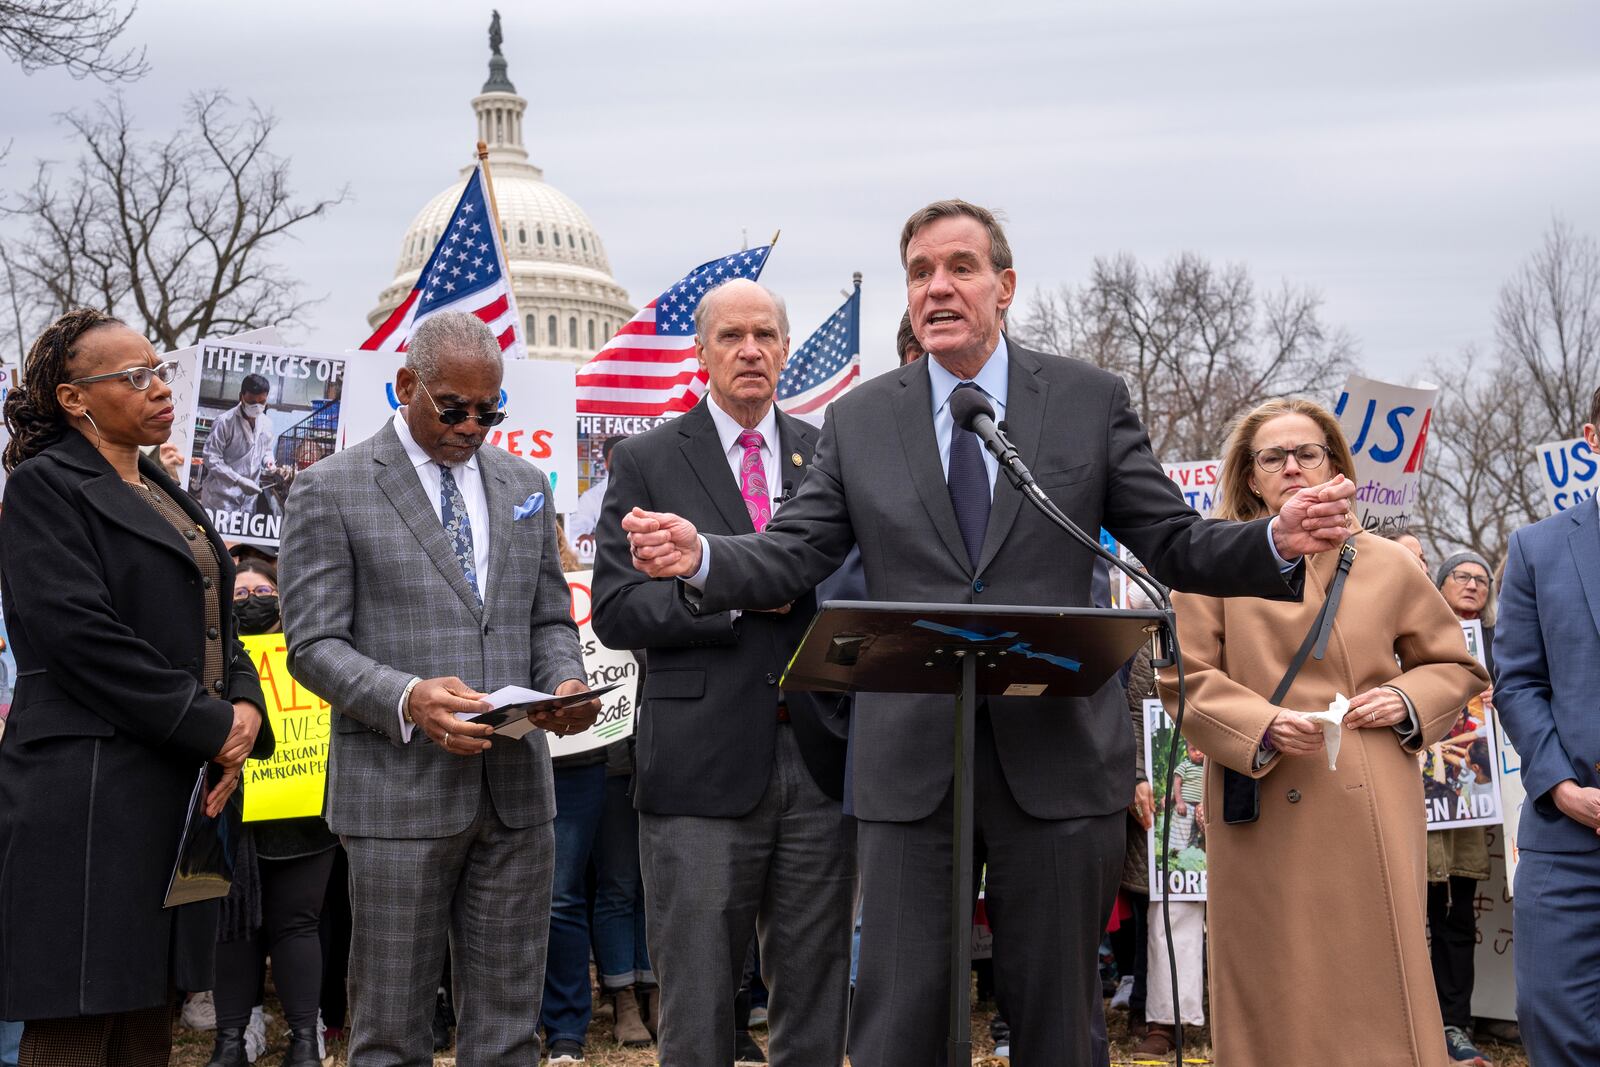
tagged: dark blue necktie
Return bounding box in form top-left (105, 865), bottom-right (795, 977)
top-left (946, 382), bottom-right (991, 569)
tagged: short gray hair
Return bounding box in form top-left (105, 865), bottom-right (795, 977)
top-left (693, 278), bottom-right (789, 341)
top-left (404, 312), bottom-right (503, 384)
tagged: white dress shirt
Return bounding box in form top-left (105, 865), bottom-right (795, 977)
top-left (392, 410), bottom-right (493, 741)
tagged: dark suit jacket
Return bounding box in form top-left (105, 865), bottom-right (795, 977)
top-left (0, 432), bottom-right (271, 1018)
top-left (1496, 503), bottom-right (1600, 854)
top-left (592, 399), bottom-right (847, 817)
top-left (692, 340), bottom-right (1300, 823)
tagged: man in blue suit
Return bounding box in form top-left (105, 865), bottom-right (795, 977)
top-left (1495, 393), bottom-right (1600, 1067)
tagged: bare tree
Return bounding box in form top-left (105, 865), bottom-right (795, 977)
top-left (1011, 252), bottom-right (1358, 459)
top-left (7, 92), bottom-right (346, 350)
top-left (0, 0), bottom-right (146, 81)
top-left (1416, 220), bottom-right (1600, 565)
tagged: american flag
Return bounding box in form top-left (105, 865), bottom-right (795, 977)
top-left (575, 245), bottom-right (772, 415)
top-left (777, 283), bottom-right (860, 422)
top-left (361, 165), bottom-right (524, 358)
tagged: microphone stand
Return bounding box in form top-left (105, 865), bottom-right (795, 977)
top-left (973, 415), bottom-right (1191, 1067)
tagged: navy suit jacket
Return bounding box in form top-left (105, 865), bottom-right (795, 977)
top-left (1495, 499), bottom-right (1600, 853)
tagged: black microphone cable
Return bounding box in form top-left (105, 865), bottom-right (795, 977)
top-left (951, 386), bottom-right (1190, 1067)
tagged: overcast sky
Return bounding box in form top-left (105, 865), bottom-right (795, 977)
top-left (3, 0), bottom-right (1598, 386)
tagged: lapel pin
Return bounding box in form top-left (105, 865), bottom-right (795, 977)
top-left (790, 452), bottom-right (803, 467)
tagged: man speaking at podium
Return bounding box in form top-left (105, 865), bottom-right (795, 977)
top-left (624, 199), bottom-right (1357, 1065)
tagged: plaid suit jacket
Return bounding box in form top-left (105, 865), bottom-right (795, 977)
top-left (280, 420), bottom-right (583, 837)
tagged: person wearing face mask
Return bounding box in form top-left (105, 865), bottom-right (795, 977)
top-left (203, 559), bottom-right (338, 1067)
top-left (201, 374), bottom-right (277, 518)
top-left (1159, 397), bottom-right (1489, 1066)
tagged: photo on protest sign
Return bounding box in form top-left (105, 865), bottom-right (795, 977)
top-left (1419, 619), bottom-right (1504, 830)
top-left (241, 634), bottom-right (330, 822)
top-left (190, 340), bottom-right (346, 546)
top-left (549, 570), bottom-right (638, 757)
top-left (165, 327), bottom-right (282, 491)
top-left (0, 594), bottom-right (15, 722)
top-left (1146, 698), bottom-right (1207, 901)
top-left (1333, 375), bottom-right (1438, 535)
top-left (1534, 437), bottom-right (1599, 515)
top-left (340, 352), bottom-right (577, 511)
top-left (569, 414), bottom-right (675, 565)
top-left (0, 363), bottom-right (16, 499)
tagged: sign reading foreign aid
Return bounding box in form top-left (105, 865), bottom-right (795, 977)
top-left (1333, 375), bottom-right (1438, 535)
top-left (340, 353), bottom-right (577, 512)
top-left (1535, 437), bottom-right (1599, 514)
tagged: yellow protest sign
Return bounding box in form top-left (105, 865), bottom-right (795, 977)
top-left (241, 634), bottom-right (330, 822)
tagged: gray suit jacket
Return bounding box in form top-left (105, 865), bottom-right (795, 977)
top-left (280, 421), bottom-right (584, 838)
top-left (693, 340), bottom-right (1301, 824)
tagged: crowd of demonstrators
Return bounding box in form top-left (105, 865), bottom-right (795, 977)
top-left (8, 200), bottom-right (1600, 1067)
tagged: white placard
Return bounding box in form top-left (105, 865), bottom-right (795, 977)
top-left (1161, 459), bottom-right (1221, 518)
top-left (167, 327), bottom-right (283, 490)
top-left (1333, 375), bottom-right (1438, 535)
top-left (1534, 437), bottom-right (1599, 515)
top-left (1146, 698), bottom-right (1208, 900)
top-left (545, 570), bottom-right (637, 757)
top-left (340, 353), bottom-right (576, 513)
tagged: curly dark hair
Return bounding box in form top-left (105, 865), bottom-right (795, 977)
top-left (3, 308), bottom-right (124, 473)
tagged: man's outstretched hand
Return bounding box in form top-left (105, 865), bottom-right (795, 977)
top-left (623, 507), bottom-right (703, 579)
top-left (1272, 475), bottom-right (1359, 560)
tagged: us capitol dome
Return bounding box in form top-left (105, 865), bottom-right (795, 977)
top-left (366, 23), bottom-right (634, 364)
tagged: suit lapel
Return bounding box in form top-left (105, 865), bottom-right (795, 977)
top-left (478, 448), bottom-right (515, 618)
top-left (977, 341), bottom-right (1046, 574)
top-left (893, 362), bottom-right (972, 571)
top-left (51, 434), bottom-right (199, 572)
top-left (372, 424), bottom-right (484, 620)
top-left (774, 409), bottom-right (815, 502)
top-left (679, 401), bottom-right (756, 534)
top-left (1567, 503), bottom-right (1600, 639)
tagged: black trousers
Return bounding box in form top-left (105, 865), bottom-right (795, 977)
top-left (850, 713), bottom-right (1120, 1067)
top-left (1427, 875), bottom-right (1479, 1030)
top-left (215, 849), bottom-right (337, 1032)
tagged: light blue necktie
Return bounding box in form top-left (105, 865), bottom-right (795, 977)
top-left (439, 464), bottom-right (481, 603)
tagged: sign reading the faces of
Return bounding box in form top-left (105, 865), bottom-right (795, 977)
top-left (340, 353), bottom-right (577, 513)
top-left (1333, 375), bottom-right (1438, 536)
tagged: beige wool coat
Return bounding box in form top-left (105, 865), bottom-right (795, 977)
top-left (1159, 531), bottom-right (1489, 1067)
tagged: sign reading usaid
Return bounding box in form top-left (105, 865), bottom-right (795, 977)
top-left (340, 353), bottom-right (577, 512)
top-left (1535, 437), bottom-right (1599, 514)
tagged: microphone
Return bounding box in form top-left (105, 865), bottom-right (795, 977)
top-left (950, 388), bottom-right (1030, 491)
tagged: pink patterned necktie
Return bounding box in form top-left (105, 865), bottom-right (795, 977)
top-left (737, 429), bottom-right (771, 532)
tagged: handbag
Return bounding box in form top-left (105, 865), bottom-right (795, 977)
top-left (1221, 537), bottom-right (1358, 825)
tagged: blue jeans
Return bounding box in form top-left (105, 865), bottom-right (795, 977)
top-left (593, 775), bottom-right (652, 990)
top-left (0, 1018), bottom-right (21, 1067)
top-left (540, 764), bottom-right (608, 1047)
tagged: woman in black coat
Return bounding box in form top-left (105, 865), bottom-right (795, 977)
top-left (0, 309), bottom-right (271, 1066)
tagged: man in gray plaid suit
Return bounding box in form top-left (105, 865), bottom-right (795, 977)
top-left (280, 312), bottom-right (598, 1066)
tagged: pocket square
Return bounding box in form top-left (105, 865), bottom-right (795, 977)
top-left (513, 492), bottom-right (545, 521)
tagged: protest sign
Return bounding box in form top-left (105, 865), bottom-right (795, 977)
top-left (569, 414), bottom-right (675, 564)
top-left (340, 353), bottom-right (577, 513)
top-left (1534, 437), bottom-right (1599, 515)
top-left (190, 340), bottom-right (346, 546)
top-left (1162, 459), bottom-right (1220, 518)
top-left (1146, 698), bottom-right (1207, 900)
top-left (1333, 375), bottom-right (1438, 535)
top-left (1471, 827), bottom-right (1518, 1021)
top-left (1419, 620), bottom-right (1503, 829)
top-left (0, 593), bottom-right (14, 722)
top-left (241, 634), bottom-right (330, 822)
top-left (550, 570), bottom-right (638, 757)
top-left (165, 327), bottom-right (283, 491)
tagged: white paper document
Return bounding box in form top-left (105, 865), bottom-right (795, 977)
top-left (1301, 692), bottom-right (1350, 770)
top-left (453, 682), bottom-right (625, 740)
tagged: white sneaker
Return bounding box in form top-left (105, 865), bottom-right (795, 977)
top-left (1110, 974), bottom-right (1135, 1011)
top-left (316, 1011), bottom-right (327, 1060)
top-left (992, 1039), bottom-right (1011, 1061)
top-left (180, 991), bottom-right (216, 1031)
top-left (243, 1005), bottom-right (270, 1063)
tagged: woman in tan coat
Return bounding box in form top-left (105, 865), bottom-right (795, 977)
top-left (1158, 397), bottom-right (1488, 1067)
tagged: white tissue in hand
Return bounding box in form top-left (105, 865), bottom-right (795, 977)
top-left (1300, 692), bottom-right (1350, 770)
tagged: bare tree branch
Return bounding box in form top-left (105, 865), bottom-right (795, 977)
top-left (6, 91), bottom-right (347, 350)
top-left (0, 0), bottom-right (146, 81)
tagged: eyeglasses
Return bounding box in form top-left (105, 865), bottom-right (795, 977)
top-left (1250, 442), bottom-right (1330, 473)
top-left (417, 380), bottom-right (508, 427)
top-left (1447, 571), bottom-right (1492, 589)
top-left (233, 584), bottom-right (277, 600)
top-left (69, 359), bottom-right (181, 391)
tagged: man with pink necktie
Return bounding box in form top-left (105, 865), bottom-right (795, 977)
top-left (591, 279), bottom-right (853, 1067)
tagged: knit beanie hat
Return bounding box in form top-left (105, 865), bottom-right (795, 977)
top-left (1435, 550), bottom-right (1491, 590)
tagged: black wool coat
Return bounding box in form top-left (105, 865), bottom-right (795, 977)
top-left (0, 431), bottom-right (271, 1019)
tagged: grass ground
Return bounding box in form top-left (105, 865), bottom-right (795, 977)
top-left (168, 989), bottom-right (1531, 1066)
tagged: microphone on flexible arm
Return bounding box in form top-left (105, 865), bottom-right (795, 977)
top-left (948, 383), bottom-right (1191, 1067)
